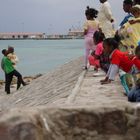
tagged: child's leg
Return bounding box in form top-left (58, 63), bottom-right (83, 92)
top-left (119, 70), bottom-right (130, 95)
top-left (125, 74), bottom-right (134, 90)
top-left (120, 74), bottom-right (130, 95)
top-left (128, 87), bottom-right (137, 102)
top-left (84, 47), bottom-right (90, 68)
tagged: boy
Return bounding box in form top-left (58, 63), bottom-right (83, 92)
top-left (128, 79), bottom-right (140, 102)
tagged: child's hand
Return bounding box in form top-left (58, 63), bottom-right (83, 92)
top-left (126, 54), bottom-right (134, 60)
top-left (129, 20), bottom-right (136, 24)
top-left (129, 20), bottom-right (140, 25)
top-left (101, 79), bottom-right (111, 85)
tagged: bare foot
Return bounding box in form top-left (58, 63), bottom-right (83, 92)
top-left (100, 77), bottom-right (108, 83)
top-left (101, 79), bottom-right (111, 85)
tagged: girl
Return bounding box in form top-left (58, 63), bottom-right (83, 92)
top-left (100, 38), bottom-right (133, 84)
top-left (88, 31), bottom-right (105, 71)
top-left (128, 46), bottom-right (140, 102)
top-left (83, 6), bottom-right (100, 70)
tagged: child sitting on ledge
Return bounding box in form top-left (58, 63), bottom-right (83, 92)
top-left (128, 78), bottom-right (140, 102)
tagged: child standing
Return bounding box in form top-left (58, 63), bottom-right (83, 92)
top-left (88, 31), bottom-right (105, 71)
top-left (83, 6), bottom-right (99, 70)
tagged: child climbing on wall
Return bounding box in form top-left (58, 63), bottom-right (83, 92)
top-left (100, 38), bottom-right (134, 85)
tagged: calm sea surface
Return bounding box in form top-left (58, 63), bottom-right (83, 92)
top-left (0, 39), bottom-right (84, 80)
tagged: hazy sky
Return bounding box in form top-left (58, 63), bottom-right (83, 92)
top-left (0, 0), bottom-right (125, 34)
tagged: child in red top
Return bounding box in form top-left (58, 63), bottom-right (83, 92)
top-left (100, 38), bottom-right (133, 84)
top-left (88, 31), bottom-right (105, 71)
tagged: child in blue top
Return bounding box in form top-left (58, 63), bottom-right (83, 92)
top-left (128, 79), bottom-right (140, 102)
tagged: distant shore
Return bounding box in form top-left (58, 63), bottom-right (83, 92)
top-left (0, 37), bottom-right (84, 40)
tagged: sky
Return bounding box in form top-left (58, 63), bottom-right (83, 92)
top-left (0, 0), bottom-right (125, 34)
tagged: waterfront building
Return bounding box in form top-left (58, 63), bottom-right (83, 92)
top-left (68, 29), bottom-right (84, 39)
top-left (0, 32), bottom-right (45, 39)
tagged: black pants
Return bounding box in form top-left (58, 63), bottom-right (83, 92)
top-left (5, 70), bottom-right (25, 94)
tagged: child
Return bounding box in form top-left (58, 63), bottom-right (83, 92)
top-left (128, 46), bottom-right (140, 102)
top-left (128, 78), bottom-right (140, 102)
top-left (88, 31), bottom-right (105, 71)
top-left (129, 5), bottom-right (140, 25)
top-left (99, 51), bottom-right (110, 73)
top-left (132, 46), bottom-right (140, 80)
top-left (100, 38), bottom-right (133, 84)
top-left (7, 46), bottom-right (19, 68)
top-left (83, 6), bottom-right (100, 70)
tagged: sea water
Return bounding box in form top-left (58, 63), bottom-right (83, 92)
top-left (0, 39), bottom-right (84, 80)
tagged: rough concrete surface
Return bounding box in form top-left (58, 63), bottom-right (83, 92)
top-left (0, 57), bottom-right (139, 140)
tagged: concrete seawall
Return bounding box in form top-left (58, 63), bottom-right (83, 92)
top-left (0, 57), bottom-right (140, 140)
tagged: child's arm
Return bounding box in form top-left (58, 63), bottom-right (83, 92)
top-left (129, 19), bottom-right (140, 25)
top-left (84, 29), bottom-right (88, 35)
top-left (83, 21), bottom-right (88, 35)
top-left (101, 64), bottom-right (119, 84)
top-left (94, 55), bottom-right (100, 59)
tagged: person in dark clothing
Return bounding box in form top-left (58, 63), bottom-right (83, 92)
top-left (119, 0), bottom-right (133, 27)
top-left (128, 79), bottom-right (140, 102)
top-left (1, 49), bottom-right (26, 94)
top-left (133, 0), bottom-right (140, 5)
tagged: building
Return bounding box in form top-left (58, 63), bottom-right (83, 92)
top-left (0, 32), bottom-right (45, 39)
top-left (68, 29), bottom-right (84, 39)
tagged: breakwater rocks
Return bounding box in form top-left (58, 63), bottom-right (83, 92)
top-left (0, 57), bottom-right (140, 140)
top-left (0, 105), bottom-right (140, 140)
